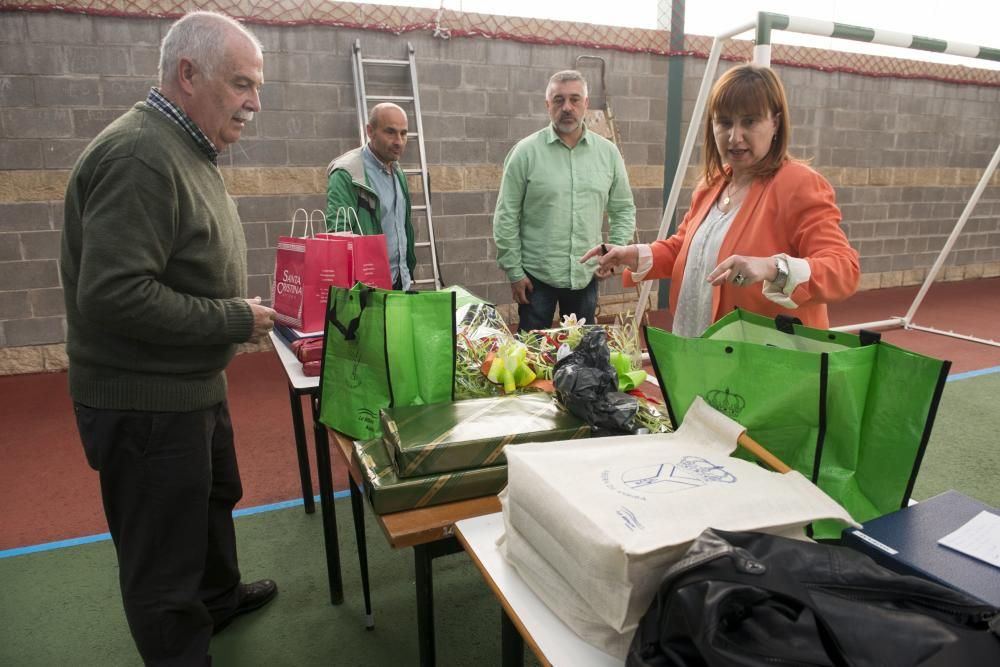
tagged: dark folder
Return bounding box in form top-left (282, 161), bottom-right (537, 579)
top-left (273, 322), bottom-right (322, 347)
top-left (842, 490), bottom-right (1000, 607)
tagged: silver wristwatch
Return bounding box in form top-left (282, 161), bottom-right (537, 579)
top-left (773, 256), bottom-right (789, 289)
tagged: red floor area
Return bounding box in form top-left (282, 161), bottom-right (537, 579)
top-left (828, 277), bottom-right (1000, 374)
top-left (0, 353), bottom-right (346, 551)
top-left (2, 278), bottom-right (998, 551)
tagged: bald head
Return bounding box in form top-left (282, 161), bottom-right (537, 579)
top-left (369, 103), bottom-right (407, 130)
top-left (366, 103), bottom-right (408, 165)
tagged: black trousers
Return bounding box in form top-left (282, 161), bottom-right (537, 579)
top-left (517, 272), bottom-right (599, 332)
top-left (74, 400), bottom-right (243, 666)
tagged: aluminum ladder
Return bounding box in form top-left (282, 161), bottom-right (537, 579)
top-left (351, 39), bottom-right (442, 290)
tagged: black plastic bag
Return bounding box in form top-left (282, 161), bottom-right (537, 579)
top-left (552, 328), bottom-right (638, 434)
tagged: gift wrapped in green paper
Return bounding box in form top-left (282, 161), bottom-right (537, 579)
top-left (381, 393), bottom-right (590, 478)
top-left (352, 437), bottom-right (509, 514)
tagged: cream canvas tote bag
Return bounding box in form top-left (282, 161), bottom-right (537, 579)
top-left (500, 396), bottom-right (857, 657)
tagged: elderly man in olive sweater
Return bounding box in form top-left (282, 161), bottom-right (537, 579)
top-left (61, 11), bottom-right (277, 666)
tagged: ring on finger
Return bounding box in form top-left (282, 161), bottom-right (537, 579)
top-left (734, 272), bottom-right (746, 286)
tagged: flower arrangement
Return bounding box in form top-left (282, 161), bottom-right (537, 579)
top-left (454, 305), bottom-right (672, 433)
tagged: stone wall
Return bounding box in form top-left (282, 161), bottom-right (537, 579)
top-left (2, 9), bottom-right (999, 373)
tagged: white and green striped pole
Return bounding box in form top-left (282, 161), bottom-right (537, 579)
top-left (638, 12), bottom-right (999, 345)
top-left (754, 11), bottom-right (1000, 67)
top-left (751, 12), bottom-right (1000, 342)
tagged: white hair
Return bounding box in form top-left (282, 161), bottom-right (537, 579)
top-left (546, 70), bottom-right (589, 100)
top-left (158, 11), bottom-right (262, 86)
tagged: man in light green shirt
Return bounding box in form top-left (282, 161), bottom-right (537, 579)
top-left (493, 69), bottom-right (636, 331)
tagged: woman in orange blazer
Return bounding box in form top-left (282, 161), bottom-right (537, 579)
top-left (582, 65), bottom-right (859, 334)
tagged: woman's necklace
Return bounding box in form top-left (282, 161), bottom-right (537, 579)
top-left (722, 179), bottom-right (750, 207)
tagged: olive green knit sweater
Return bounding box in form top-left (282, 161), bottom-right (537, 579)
top-left (61, 103), bottom-right (254, 412)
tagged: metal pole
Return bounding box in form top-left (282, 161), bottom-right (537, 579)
top-left (635, 20), bottom-right (756, 326)
top-left (657, 0), bottom-right (686, 313)
top-left (903, 140), bottom-right (1000, 324)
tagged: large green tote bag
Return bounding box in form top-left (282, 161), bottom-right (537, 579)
top-left (646, 309), bottom-right (950, 538)
top-left (318, 283), bottom-right (456, 441)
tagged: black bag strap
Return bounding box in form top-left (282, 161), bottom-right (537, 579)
top-left (774, 314), bottom-right (802, 335)
top-left (327, 287), bottom-right (371, 341)
top-left (859, 328), bottom-right (881, 346)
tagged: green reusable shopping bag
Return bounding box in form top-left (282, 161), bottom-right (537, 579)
top-left (646, 309), bottom-right (951, 539)
top-left (318, 284), bottom-right (456, 441)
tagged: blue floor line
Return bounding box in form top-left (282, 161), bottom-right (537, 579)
top-left (0, 490), bottom-right (351, 560)
top-left (4, 364), bottom-right (999, 560)
top-left (947, 365), bottom-right (1000, 382)
top-left (0, 532), bottom-right (114, 559)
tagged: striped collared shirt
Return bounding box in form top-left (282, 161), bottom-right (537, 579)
top-left (146, 88), bottom-right (219, 164)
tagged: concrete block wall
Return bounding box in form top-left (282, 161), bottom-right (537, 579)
top-left (2, 10), bottom-right (999, 373)
top-left (675, 60), bottom-right (1000, 292)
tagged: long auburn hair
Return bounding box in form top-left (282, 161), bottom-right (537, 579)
top-left (700, 64), bottom-right (792, 188)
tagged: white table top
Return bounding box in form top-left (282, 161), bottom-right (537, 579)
top-left (269, 330), bottom-right (320, 392)
top-left (454, 512), bottom-right (620, 667)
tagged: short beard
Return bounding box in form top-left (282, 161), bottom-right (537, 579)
top-left (556, 118), bottom-right (580, 134)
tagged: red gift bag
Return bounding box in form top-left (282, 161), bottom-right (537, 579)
top-left (272, 208), bottom-right (310, 330)
top-left (331, 206), bottom-right (393, 290)
top-left (272, 209), bottom-right (352, 333)
top-left (301, 210), bottom-right (351, 332)
top-left (352, 234), bottom-right (393, 290)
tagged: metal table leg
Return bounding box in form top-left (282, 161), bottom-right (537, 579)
top-left (311, 396), bottom-right (343, 605)
top-left (287, 385), bottom-right (315, 514)
top-left (414, 543), bottom-right (436, 667)
top-left (501, 610), bottom-right (525, 667)
top-left (414, 538), bottom-right (464, 667)
top-left (348, 474), bottom-right (374, 629)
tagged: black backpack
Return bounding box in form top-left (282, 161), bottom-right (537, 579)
top-left (628, 528), bottom-right (1000, 667)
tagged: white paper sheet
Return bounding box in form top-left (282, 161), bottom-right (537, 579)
top-left (937, 510), bottom-right (1000, 568)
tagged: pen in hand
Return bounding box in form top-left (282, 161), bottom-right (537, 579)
top-left (600, 244), bottom-right (614, 274)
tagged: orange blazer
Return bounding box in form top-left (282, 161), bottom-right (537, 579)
top-left (626, 160), bottom-right (859, 330)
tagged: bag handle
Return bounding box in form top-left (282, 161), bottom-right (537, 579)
top-left (327, 287), bottom-right (372, 341)
top-left (774, 314), bottom-right (802, 335)
top-left (330, 206), bottom-right (363, 234)
top-left (290, 208), bottom-right (313, 238)
top-left (333, 206), bottom-right (363, 235)
top-left (345, 206), bottom-right (362, 234)
top-left (859, 329), bottom-right (881, 346)
top-left (310, 209), bottom-right (328, 234)
top-left (331, 206), bottom-right (346, 233)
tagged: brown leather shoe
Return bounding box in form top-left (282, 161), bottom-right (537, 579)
top-left (213, 579), bottom-right (278, 635)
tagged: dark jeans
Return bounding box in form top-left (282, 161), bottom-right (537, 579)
top-left (74, 400), bottom-right (243, 667)
top-left (517, 272), bottom-right (598, 332)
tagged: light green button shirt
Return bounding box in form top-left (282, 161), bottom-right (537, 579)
top-left (493, 124), bottom-right (636, 290)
